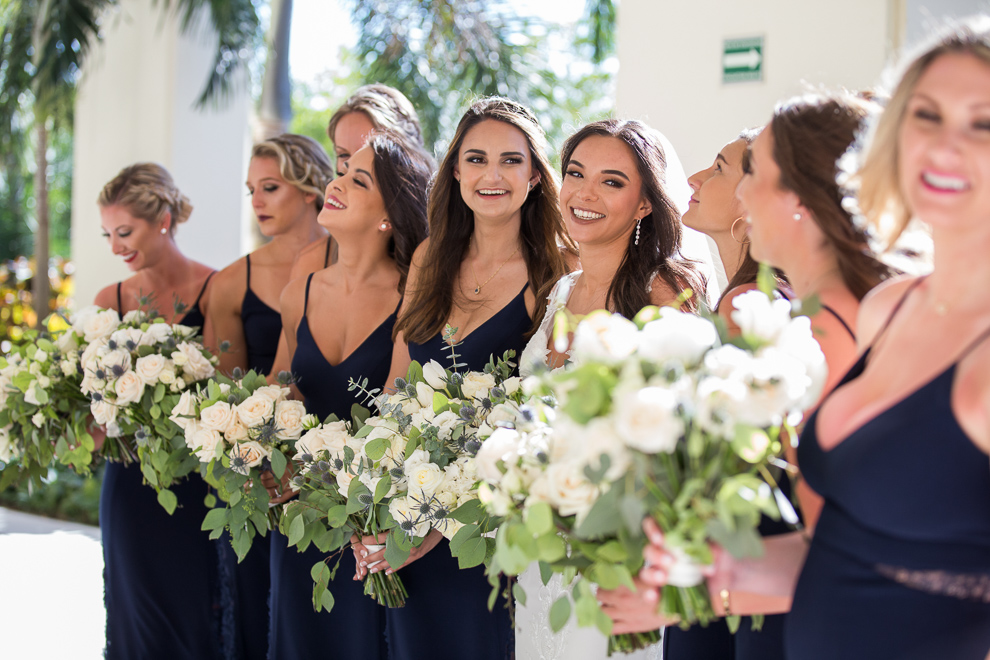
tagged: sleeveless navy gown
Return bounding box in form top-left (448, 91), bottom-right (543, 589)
top-left (267, 273), bottom-right (394, 659)
top-left (663, 304), bottom-right (855, 660)
top-left (787, 281), bottom-right (990, 659)
top-left (388, 283), bottom-right (531, 660)
top-left (101, 276), bottom-right (223, 659)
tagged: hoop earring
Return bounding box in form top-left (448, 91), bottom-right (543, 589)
top-left (729, 217), bottom-right (749, 244)
top-left (634, 218), bottom-right (642, 246)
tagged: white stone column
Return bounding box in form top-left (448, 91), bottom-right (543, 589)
top-left (70, 0), bottom-right (251, 308)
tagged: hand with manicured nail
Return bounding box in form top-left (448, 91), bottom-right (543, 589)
top-left (597, 577), bottom-right (681, 634)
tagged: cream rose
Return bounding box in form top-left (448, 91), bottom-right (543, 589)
top-left (172, 342), bottom-right (215, 381)
top-left (91, 399), bottom-right (118, 426)
top-left (187, 424), bottom-right (225, 462)
top-left (615, 386), bottom-right (685, 454)
top-left (113, 371), bottom-right (146, 406)
top-left (229, 440), bottom-right (270, 474)
top-left (406, 461), bottom-right (445, 497)
top-left (81, 309), bottom-right (121, 343)
top-left (80, 338), bottom-right (107, 372)
top-left (140, 322), bottom-right (173, 346)
top-left (475, 427), bottom-right (522, 482)
top-left (224, 419), bottom-right (249, 443)
top-left (388, 497), bottom-right (430, 537)
top-left (254, 384), bottom-right (290, 403)
top-left (134, 354), bottom-right (168, 386)
top-left (236, 394), bottom-right (274, 429)
top-left (121, 309), bottom-right (149, 325)
top-left (274, 400), bottom-right (306, 440)
top-left (200, 401), bottom-right (235, 432)
top-left (109, 328), bottom-right (144, 350)
top-left (461, 371), bottom-right (496, 400)
top-left (169, 390), bottom-right (198, 430)
top-left (531, 461), bottom-right (600, 521)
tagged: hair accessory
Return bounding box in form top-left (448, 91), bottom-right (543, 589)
top-left (160, 227), bottom-right (168, 235)
top-left (792, 212), bottom-right (802, 221)
top-left (730, 217), bottom-right (749, 244)
top-left (634, 218), bottom-right (642, 246)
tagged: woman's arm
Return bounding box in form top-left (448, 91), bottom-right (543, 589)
top-left (382, 240), bottom-right (430, 392)
top-left (207, 259), bottom-right (249, 377)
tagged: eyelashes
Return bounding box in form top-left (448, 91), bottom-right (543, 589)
top-left (741, 149), bottom-right (753, 175)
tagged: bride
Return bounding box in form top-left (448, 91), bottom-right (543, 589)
top-left (515, 118), bottom-right (709, 658)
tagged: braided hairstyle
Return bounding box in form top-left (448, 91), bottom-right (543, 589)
top-left (97, 163), bottom-right (193, 235)
top-left (251, 134), bottom-right (335, 211)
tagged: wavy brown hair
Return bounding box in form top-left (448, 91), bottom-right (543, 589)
top-left (561, 119), bottom-right (704, 317)
top-left (366, 130), bottom-right (433, 293)
top-left (395, 97), bottom-right (574, 343)
top-left (769, 92), bottom-right (895, 301)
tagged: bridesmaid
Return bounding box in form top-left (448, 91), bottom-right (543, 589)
top-left (205, 134), bottom-right (333, 660)
top-left (268, 130), bottom-right (432, 658)
top-left (515, 119), bottom-right (704, 660)
top-left (93, 163), bottom-right (220, 659)
top-left (356, 97), bottom-right (574, 660)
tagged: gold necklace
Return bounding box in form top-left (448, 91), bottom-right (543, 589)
top-left (470, 242), bottom-right (519, 295)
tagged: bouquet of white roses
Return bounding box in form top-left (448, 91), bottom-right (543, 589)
top-left (0, 317), bottom-right (94, 488)
top-left (480, 291), bottom-right (826, 654)
top-left (77, 308), bottom-right (216, 512)
top-left (193, 369), bottom-right (306, 560)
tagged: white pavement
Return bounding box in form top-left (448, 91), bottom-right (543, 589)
top-left (0, 507), bottom-right (105, 659)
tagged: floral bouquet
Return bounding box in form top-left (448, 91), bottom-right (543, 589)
top-left (0, 318), bottom-right (94, 488)
top-left (77, 308), bottom-right (216, 513)
top-left (480, 291), bottom-right (826, 654)
top-left (193, 369), bottom-right (307, 560)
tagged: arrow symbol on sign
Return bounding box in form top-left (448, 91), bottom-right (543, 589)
top-left (723, 48), bottom-right (761, 70)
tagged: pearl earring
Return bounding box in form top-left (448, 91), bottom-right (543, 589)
top-left (160, 227), bottom-right (167, 235)
top-left (634, 218), bottom-right (642, 246)
top-left (380, 222), bottom-right (389, 231)
top-left (792, 213), bottom-right (802, 221)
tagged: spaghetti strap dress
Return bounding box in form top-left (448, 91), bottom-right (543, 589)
top-left (663, 299), bottom-right (856, 660)
top-left (786, 279), bottom-right (990, 659)
top-left (387, 282), bottom-right (531, 660)
top-left (101, 273), bottom-right (225, 660)
top-left (267, 273), bottom-right (396, 659)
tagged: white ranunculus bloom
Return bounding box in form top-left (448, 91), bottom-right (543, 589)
top-left (570, 311), bottom-right (640, 363)
top-left (421, 360), bottom-right (448, 391)
top-left (615, 386), bottom-right (685, 454)
top-left (236, 394), bottom-right (274, 429)
top-left (134, 354), bottom-right (168, 386)
top-left (91, 399), bottom-right (118, 426)
top-left (638, 307), bottom-right (718, 366)
top-left (407, 461), bottom-right (445, 497)
top-left (229, 440), bottom-right (270, 474)
top-left (81, 309), bottom-right (121, 343)
top-left (140, 322), bottom-right (173, 346)
top-left (274, 400), bottom-right (306, 440)
top-left (731, 290), bottom-right (793, 344)
top-left (475, 427), bottom-right (522, 482)
top-left (200, 401), bottom-right (235, 432)
top-left (461, 371), bottom-right (496, 400)
top-left (172, 342), bottom-right (214, 381)
top-left (113, 372), bottom-right (146, 406)
top-left (169, 390), bottom-right (198, 430)
top-left (55, 330), bottom-right (78, 353)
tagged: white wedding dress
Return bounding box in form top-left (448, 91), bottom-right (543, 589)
top-left (515, 272), bottom-right (663, 660)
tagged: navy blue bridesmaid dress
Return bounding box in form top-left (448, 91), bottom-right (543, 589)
top-left (267, 273), bottom-right (395, 659)
top-left (386, 282), bottom-right (531, 660)
top-left (787, 281), bottom-right (990, 659)
top-left (101, 276), bottom-right (223, 660)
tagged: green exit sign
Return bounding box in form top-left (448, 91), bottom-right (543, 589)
top-left (723, 36), bottom-right (763, 83)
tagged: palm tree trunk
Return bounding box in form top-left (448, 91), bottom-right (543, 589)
top-left (32, 117), bottom-right (50, 328)
top-left (256, 0), bottom-right (293, 139)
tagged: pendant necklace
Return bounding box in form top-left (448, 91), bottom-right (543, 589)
top-left (471, 241), bottom-right (519, 295)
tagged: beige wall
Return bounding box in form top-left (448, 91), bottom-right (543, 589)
top-left (71, 0), bottom-right (250, 307)
top-left (615, 0), bottom-right (892, 177)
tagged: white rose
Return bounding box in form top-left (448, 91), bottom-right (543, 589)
top-left (102, 349), bottom-right (132, 375)
top-left (421, 360), bottom-right (448, 391)
top-left (121, 309), bottom-right (149, 325)
top-left (24, 383), bottom-right (44, 406)
top-left (530, 461), bottom-right (600, 521)
top-left (55, 330), bottom-right (78, 353)
top-left (134, 354), bottom-right (168, 386)
top-left (336, 469), bottom-right (356, 493)
top-left (580, 417), bottom-right (633, 480)
top-left (615, 386), bottom-right (685, 454)
top-left (81, 309), bottom-right (121, 343)
top-left (570, 311), bottom-right (640, 363)
top-left (224, 419), bottom-right (249, 443)
top-left (475, 427), bottom-right (522, 482)
top-left (478, 481), bottom-right (512, 517)
top-left (59, 359), bottom-right (78, 377)
top-left (80, 337), bottom-right (108, 372)
top-left (33, 349), bottom-right (49, 363)
top-left (200, 401), bottom-right (234, 432)
top-left (0, 426), bottom-right (14, 462)
top-left (31, 412), bottom-right (44, 428)
top-left (274, 400), bottom-right (306, 440)
top-left (432, 410), bottom-right (461, 440)
top-left (109, 328), bottom-right (144, 350)
top-left (229, 440), bottom-right (270, 474)
top-left (405, 448), bottom-right (430, 470)
top-left (406, 461), bottom-right (445, 497)
top-left (254, 385), bottom-right (290, 403)
top-left (169, 390), bottom-right (198, 430)
top-left (113, 371), bottom-right (146, 406)
top-left (461, 371), bottom-right (496, 400)
top-left (236, 394), bottom-right (274, 429)
top-left (731, 290), bottom-right (793, 344)
top-left (91, 399), bottom-right (118, 426)
top-left (503, 377), bottom-right (522, 396)
top-left (389, 497), bottom-right (430, 537)
top-left (158, 367), bottom-right (176, 385)
top-left (172, 342), bottom-right (215, 381)
top-left (186, 423), bottom-right (225, 462)
top-left (36, 374), bottom-right (51, 389)
top-left (140, 323), bottom-right (173, 346)
top-left (638, 308), bottom-right (718, 366)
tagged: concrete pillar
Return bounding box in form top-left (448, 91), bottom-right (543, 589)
top-left (70, 0), bottom-right (250, 307)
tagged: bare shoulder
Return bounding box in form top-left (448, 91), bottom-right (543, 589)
top-left (94, 283), bottom-right (120, 311)
top-left (856, 275), bottom-right (921, 348)
top-left (715, 283), bottom-right (759, 324)
top-left (290, 236), bottom-right (332, 281)
top-left (648, 273), bottom-right (681, 308)
top-left (209, 256), bottom-right (248, 296)
top-left (410, 237), bottom-right (431, 267)
top-left (561, 245), bottom-right (581, 272)
top-left (279, 272), bottom-right (310, 318)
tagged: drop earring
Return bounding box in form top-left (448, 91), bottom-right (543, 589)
top-left (634, 218), bottom-right (642, 246)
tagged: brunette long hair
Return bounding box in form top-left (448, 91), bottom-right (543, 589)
top-left (395, 97), bottom-right (574, 342)
top-left (366, 131), bottom-right (433, 293)
top-left (561, 119), bottom-right (703, 317)
top-left (769, 93), bottom-right (894, 300)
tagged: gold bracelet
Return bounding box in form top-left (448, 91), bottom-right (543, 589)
top-left (719, 588), bottom-right (732, 617)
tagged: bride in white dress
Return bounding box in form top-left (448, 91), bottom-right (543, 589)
top-left (514, 119), bottom-right (716, 659)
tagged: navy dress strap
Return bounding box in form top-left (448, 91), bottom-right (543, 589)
top-left (302, 273), bottom-right (314, 317)
top-left (240, 253), bottom-right (282, 375)
top-left (820, 304), bottom-right (856, 341)
top-left (116, 282), bottom-right (123, 314)
top-left (323, 237), bottom-right (332, 268)
top-left (192, 271), bottom-right (215, 309)
top-left (245, 253), bottom-right (252, 284)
